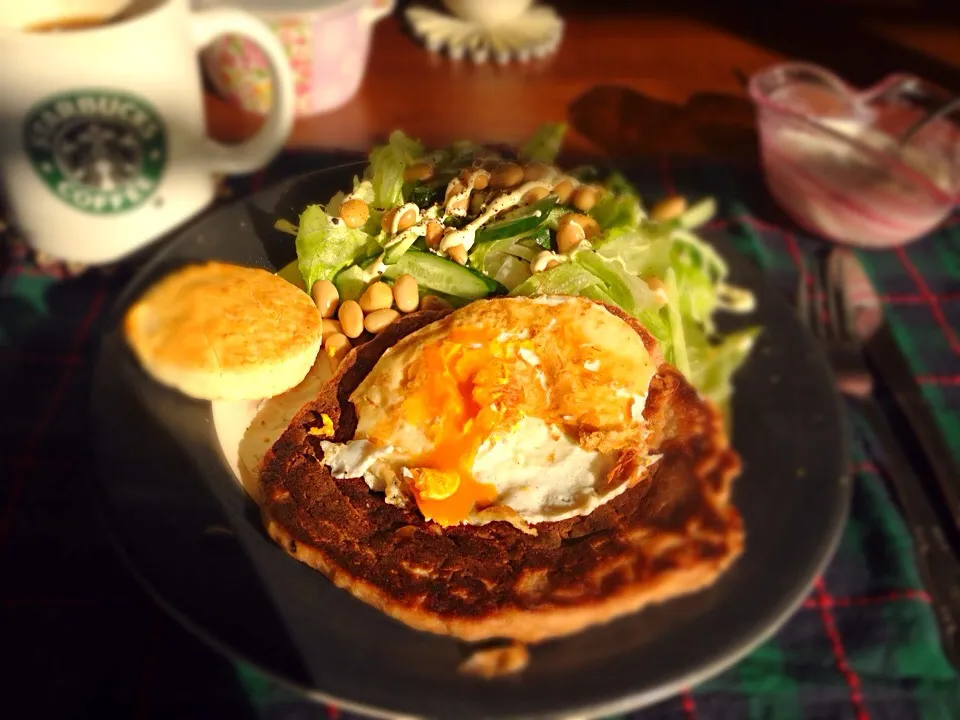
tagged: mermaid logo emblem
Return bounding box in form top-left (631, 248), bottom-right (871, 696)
top-left (23, 89), bottom-right (167, 214)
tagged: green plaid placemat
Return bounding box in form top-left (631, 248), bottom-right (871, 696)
top-left (1, 153), bottom-right (958, 719)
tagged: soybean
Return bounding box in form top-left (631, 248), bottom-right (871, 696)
top-left (571, 185), bottom-right (601, 212)
top-left (460, 167), bottom-right (490, 190)
top-left (337, 300), bottom-right (364, 339)
top-left (556, 215), bottom-right (586, 254)
top-left (392, 273), bottom-right (419, 313)
top-left (420, 295), bottom-right (453, 311)
top-left (425, 220), bottom-right (443, 250)
top-left (403, 161), bottom-right (434, 182)
top-left (523, 162), bottom-right (554, 182)
top-left (311, 279), bottom-right (339, 318)
top-left (364, 308), bottom-right (400, 334)
top-left (447, 244), bottom-right (468, 265)
top-left (338, 198), bottom-right (369, 229)
top-left (561, 212), bottom-right (600, 239)
top-left (469, 189), bottom-right (487, 215)
top-left (489, 162), bottom-right (524, 188)
top-left (650, 195), bottom-right (687, 223)
top-left (321, 318), bottom-right (343, 340)
top-left (381, 205), bottom-right (417, 234)
top-left (552, 177), bottom-right (576, 204)
top-left (358, 281), bottom-right (393, 313)
top-left (522, 185), bottom-right (550, 204)
top-left (324, 333), bottom-right (351, 372)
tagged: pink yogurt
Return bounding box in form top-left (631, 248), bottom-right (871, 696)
top-left (749, 63), bottom-right (959, 248)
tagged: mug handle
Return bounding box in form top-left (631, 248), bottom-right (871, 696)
top-left (360, 0), bottom-right (396, 25)
top-left (191, 8), bottom-right (295, 174)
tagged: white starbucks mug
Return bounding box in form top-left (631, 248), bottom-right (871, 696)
top-left (0, 0), bottom-right (296, 264)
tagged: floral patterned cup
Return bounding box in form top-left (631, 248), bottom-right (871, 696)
top-left (200, 0), bottom-right (394, 117)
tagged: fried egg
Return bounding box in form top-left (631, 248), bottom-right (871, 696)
top-left (319, 296), bottom-right (660, 532)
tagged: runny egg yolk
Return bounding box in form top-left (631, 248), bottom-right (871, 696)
top-left (346, 297), bottom-right (659, 529)
top-left (369, 327), bottom-right (535, 526)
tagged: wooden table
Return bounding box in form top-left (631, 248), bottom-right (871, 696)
top-left (205, 1), bottom-right (960, 160)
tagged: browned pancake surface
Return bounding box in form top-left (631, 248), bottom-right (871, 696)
top-left (259, 303), bottom-right (744, 643)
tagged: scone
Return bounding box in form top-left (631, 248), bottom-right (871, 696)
top-left (124, 261), bottom-right (322, 401)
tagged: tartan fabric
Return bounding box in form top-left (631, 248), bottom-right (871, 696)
top-left (1, 153), bottom-right (959, 720)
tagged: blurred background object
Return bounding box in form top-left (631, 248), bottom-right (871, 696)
top-left (0, 0), bottom-right (132, 31)
top-left (197, 0), bottom-right (395, 117)
top-left (202, 0), bottom-right (960, 160)
top-left (5, 1), bottom-right (960, 718)
top-left (750, 62), bottom-right (960, 249)
top-left (404, 0), bottom-right (564, 64)
top-left (0, 0), bottom-right (295, 265)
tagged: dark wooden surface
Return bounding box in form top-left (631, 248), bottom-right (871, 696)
top-left (204, 1), bottom-right (960, 159)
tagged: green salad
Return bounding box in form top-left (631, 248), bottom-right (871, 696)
top-left (282, 123), bottom-right (758, 410)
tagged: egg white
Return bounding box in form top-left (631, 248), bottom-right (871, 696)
top-left (319, 412), bottom-right (658, 526)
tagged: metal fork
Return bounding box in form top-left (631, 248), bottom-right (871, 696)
top-left (797, 249), bottom-right (960, 669)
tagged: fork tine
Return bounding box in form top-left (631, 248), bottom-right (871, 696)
top-left (834, 251), bottom-right (857, 341)
top-left (824, 249), bottom-right (844, 341)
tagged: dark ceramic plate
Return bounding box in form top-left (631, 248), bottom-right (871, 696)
top-left (92, 164), bottom-right (851, 720)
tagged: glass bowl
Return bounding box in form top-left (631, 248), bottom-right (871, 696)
top-left (748, 62), bottom-right (959, 248)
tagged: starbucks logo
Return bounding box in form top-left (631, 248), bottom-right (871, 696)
top-left (23, 89), bottom-right (167, 214)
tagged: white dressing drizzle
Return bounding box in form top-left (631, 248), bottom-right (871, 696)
top-left (440, 179), bottom-right (554, 253)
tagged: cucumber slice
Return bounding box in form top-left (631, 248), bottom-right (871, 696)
top-left (473, 194), bottom-right (558, 244)
top-left (382, 250), bottom-right (499, 299)
top-left (407, 183), bottom-right (441, 209)
top-left (429, 290), bottom-right (473, 309)
top-left (530, 225), bottom-right (552, 249)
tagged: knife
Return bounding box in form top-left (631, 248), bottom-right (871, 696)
top-left (837, 251), bottom-right (960, 538)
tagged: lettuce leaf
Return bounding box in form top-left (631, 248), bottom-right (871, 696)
top-left (590, 173), bottom-right (645, 229)
top-left (518, 122), bottom-right (567, 164)
top-left (296, 204), bottom-right (380, 293)
top-left (491, 255), bottom-right (532, 291)
top-left (366, 130), bottom-right (424, 208)
top-left (668, 229), bottom-right (729, 332)
top-left (671, 252), bottom-right (719, 332)
top-left (595, 224), bottom-right (674, 279)
top-left (332, 264), bottom-right (368, 302)
top-left (591, 193), bottom-right (644, 230)
top-left (675, 196), bottom-right (717, 229)
top-left (573, 250), bottom-right (655, 313)
top-left (509, 261), bottom-right (603, 297)
top-left (573, 249), bottom-right (669, 340)
top-left (686, 326), bottom-right (760, 409)
top-left (662, 267), bottom-right (690, 377)
top-left (603, 170), bottom-right (640, 197)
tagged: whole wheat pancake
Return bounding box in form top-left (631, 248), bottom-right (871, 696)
top-left (259, 303), bottom-right (744, 644)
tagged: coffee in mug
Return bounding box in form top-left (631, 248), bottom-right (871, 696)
top-left (0, 0), bottom-right (296, 264)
